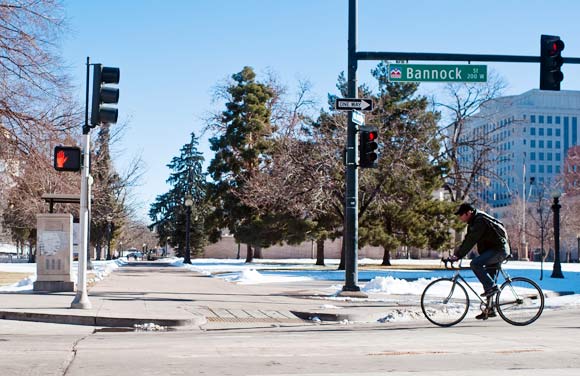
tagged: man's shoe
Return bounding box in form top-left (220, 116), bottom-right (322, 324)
top-left (475, 310), bottom-right (496, 320)
top-left (480, 286), bottom-right (499, 298)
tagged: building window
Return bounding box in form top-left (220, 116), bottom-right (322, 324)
top-left (556, 141), bottom-right (561, 148)
top-left (556, 166), bottom-right (561, 173)
top-left (531, 127), bottom-right (536, 135)
top-left (556, 116), bottom-right (561, 124)
top-left (539, 115), bottom-right (545, 124)
top-left (547, 140), bottom-right (553, 148)
top-left (539, 152), bottom-right (545, 161)
top-left (530, 164), bottom-right (536, 173)
top-left (547, 153), bottom-right (553, 161)
top-left (556, 153), bottom-right (561, 161)
top-left (556, 129), bottom-right (561, 137)
top-left (547, 128), bottom-right (553, 136)
top-left (539, 165), bottom-right (545, 173)
top-left (530, 152), bottom-right (536, 160)
top-left (547, 165), bottom-right (553, 173)
top-left (531, 115), bottom-right (536, 123)
top-left (548, 116), bottom-right (553, 124)
top-left (539, 128), bottom-right (544, 136)
top-left (530, 140), bottom-right (535, 148)
top-left (539, 140), bottom-right (544, 148)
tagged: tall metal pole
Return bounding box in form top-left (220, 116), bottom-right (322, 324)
top-left (341, 0), bottom-right (362, 294)
top-left (184, 203), bottom-right (192, 264)
top-left (551, 195), bottom-right (564, 278)
top-left (71, 57), bottom-right (92, 309)
top-left (521, 163), bottom-right (527, 260)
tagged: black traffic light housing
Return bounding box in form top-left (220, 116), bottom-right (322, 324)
top-left (540, 34), bottom-right (564, 91)
top-left (54, 146), bottom-right (81, 172)
top-left (359, 126), bottom-right (379, 168)
top-left (90, 64), bottom-right (120, 127)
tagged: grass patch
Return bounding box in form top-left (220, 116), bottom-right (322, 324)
top-left (0, 272), bottom-right (31, 286)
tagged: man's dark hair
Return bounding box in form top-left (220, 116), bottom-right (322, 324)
top-left (454, 203), bottom-right (476, 215)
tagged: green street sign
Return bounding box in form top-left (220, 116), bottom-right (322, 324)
top-left (388, 64), bottom-right (487, 83)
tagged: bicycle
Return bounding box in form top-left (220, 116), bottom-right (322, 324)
top-left (421, 255), bottom-right (544, 327)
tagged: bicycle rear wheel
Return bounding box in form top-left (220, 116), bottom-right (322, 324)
top-left (421, 278), bottom-right (469, 327)
top-left (496, 277), bottom-right (544, 326)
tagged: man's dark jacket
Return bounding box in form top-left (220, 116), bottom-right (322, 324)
top-left (454, 209), bottom-right (510, 259)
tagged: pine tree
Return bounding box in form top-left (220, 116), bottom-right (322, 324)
top-left (207, 67), bottom-right (275, 262)
top-left (149, 132), bottom-right (208, 257)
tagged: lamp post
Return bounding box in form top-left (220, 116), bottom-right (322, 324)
top-left (577, 234), bottom-right (580, 263)
top-left (551, 192), bottom-right (564, 278)
top-left (106, 215), bottom-right (112, 260)
top-left (184, 194), bottom-right (193, 264)
top-left (165, 236), bottom-right (170, 257)
top-left (538, 206), bottom-right (545, 280)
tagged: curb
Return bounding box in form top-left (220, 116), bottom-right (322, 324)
top-left (0, 310), bottom-right (206, 328)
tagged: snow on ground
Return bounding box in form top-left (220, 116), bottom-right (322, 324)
top-left (0, 258), bottom-right (126, 292)
top-left (2, 257), bottom-right (579, 311)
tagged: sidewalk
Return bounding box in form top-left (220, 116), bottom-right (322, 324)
top-left (0, 261), bottom-right (410, 329)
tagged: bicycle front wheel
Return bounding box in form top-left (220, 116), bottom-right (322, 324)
top-left (421, 278), bottom-right (469, 327)
top-left (496, 277), bottom-right (544, 326)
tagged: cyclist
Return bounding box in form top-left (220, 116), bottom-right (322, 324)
top-left (449, 203), bottom-right (511, 319)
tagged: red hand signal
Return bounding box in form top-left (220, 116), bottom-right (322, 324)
top-left (56, 150), bottom-right (68, 168)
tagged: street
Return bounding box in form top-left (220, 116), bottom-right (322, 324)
top-left (2, 307), bottom-right (579, 376)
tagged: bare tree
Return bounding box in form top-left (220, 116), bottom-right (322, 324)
top-left (432, 71), bottom-right (508, 204)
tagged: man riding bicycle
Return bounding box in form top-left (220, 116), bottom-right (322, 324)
top-left (449, 203), bottom-right (511, 319)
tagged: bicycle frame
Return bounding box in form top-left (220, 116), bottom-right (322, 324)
top-left (446, 263), bottom-right (512, 307)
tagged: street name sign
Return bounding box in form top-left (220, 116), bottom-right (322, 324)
top-left (388, 64), bottom-right (487, 83)
top-left (335, 98), bottom-right (374, 111)
top-left (352, 110), bottom-right (365, 125)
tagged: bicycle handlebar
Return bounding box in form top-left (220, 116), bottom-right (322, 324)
top-left (441, 256), bottom-right (461, 269)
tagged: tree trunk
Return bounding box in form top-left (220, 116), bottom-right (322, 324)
top-left (96, 244), bottom-right (102, 260)
top-left (245, 244), bottom-right (254, 263)
top-left (253, 244), bottom-right (263, 259)
top-left (315, 239), bottom-right (325, 266)
top-left (337, 237), bottom-right (345, 270)
top-left (381, 246), bottom-right (392, 266)
top-left (28, 244), bottom-right (35, 263)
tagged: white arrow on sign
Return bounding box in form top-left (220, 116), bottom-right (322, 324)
top-left (335, 98), bottom-right (373, 111)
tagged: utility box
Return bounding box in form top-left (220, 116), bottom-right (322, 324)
top-left (33, 213), bottom-right (75, 292)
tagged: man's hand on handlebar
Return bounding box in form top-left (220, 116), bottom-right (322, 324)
top-left (441, 255), bottom-right (459, 268)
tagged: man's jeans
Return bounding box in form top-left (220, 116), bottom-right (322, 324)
top-left (470, 250), bottom-right (509, 292)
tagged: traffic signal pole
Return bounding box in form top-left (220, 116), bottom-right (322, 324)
top-left (340, 0), bottom-right (364, 295)
top-left (71, 57), bottom-right (92, 309)
top-left (342, 1), bottom-right (580, 295)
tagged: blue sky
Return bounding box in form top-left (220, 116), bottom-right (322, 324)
top-left (60, 0), bottom-right (580, 221)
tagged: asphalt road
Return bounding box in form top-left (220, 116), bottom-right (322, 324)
top-left (1, 306), bottom-right (579, 376)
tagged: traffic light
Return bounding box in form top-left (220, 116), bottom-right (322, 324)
top-left (359, 126), bottom-right (379, 168)
top-left (540, 34), bottom-right (564, 91)
top-left (54, 146), bottom-right (81, 172)
top-left (90, 64), bottom-right (120, 126)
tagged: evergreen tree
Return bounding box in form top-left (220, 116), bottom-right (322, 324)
top-left (149, 132), bottom-right (208, 257)
top-left (92, 124), bottom-right (124, 260)
top-left (358, 62), bottom-right (455, 264)
top-left (207, 66), bottom-right (275, 262)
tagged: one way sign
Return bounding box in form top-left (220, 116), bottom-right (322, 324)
top-left (335, 98), bottom-right (373, 112)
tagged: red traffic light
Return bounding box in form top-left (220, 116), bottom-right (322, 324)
top-left (359, 126), bottom-right (379, 168)
top-left (54, 146), bottom-right (81, 172)
top-left (548, 40), bottom-right (565, 56)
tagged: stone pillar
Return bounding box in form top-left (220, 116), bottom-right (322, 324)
top-left (33, 213), bottom-right (75, 292)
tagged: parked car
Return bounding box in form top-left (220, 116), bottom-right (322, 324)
top-left (126, 251), bottom-right (143, 260)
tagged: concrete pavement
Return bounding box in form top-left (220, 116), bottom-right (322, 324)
top-left (0, 261), bottom-right (415, 329)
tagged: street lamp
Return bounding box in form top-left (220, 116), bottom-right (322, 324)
top-left (184, 194), bottom-right (193, 264)
top-left (551, 191), bottom-right (564, 278)
top-left (106, 215), bottom-right (112, 260)
top-left (577, 234), bottom-right (580, 263)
